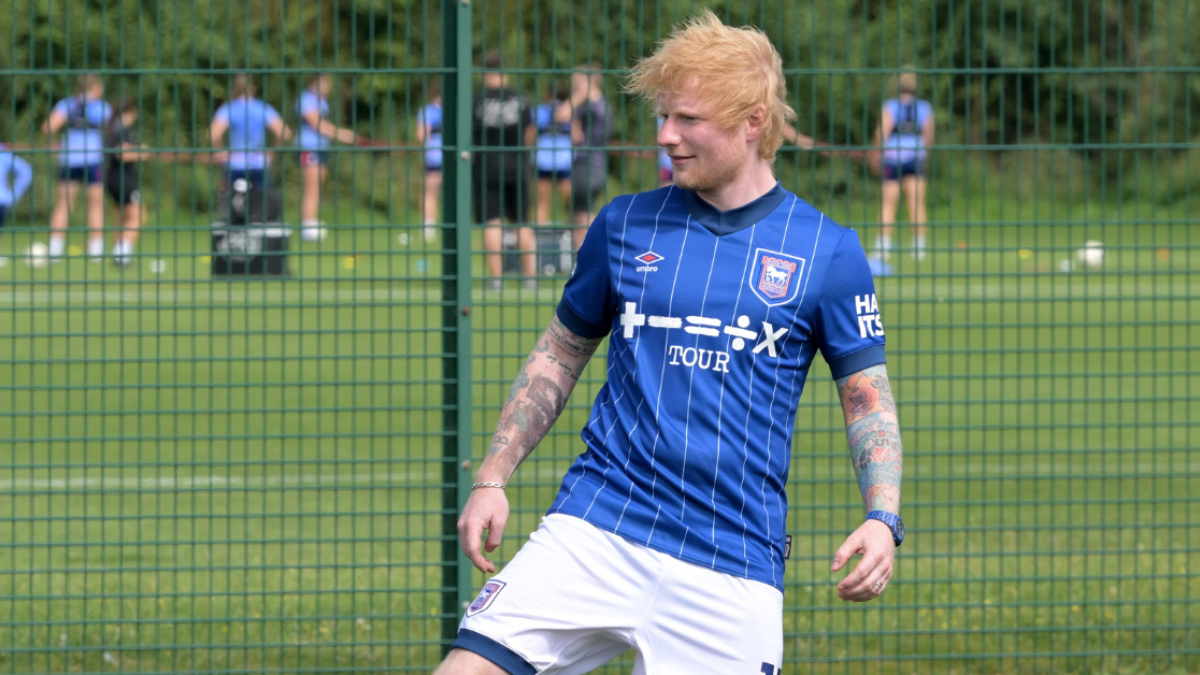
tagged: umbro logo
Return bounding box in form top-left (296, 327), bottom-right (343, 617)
top-left (635, 251), bottom-right (663, 272)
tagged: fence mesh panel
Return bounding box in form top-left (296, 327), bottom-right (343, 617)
top-left (0, 2), bottom-right (1196, 674)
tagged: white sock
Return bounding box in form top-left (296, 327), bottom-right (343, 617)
top-left (301, 220), bottom-right (319, 229)
top-left (113, 240), bottom-right (132, 259)
top-left (48, 235), bottom-right (66, 257)
top-left (914, 233), bottom-right (926, 252)
top-left (87, 236), bottom-right (104, 258)
top-left (875, 233), bottom-right (892, 252)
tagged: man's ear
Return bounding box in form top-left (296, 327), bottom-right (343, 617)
top-left (745, 106), bottom-right (767, 142)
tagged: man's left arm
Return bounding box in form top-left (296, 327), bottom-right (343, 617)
top-left (830, 363), bottom-right (903, 602)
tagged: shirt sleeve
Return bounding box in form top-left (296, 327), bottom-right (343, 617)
top-left (51, 99), bottom-right (71, 116)
top-left (300, 93), bottom-right (322, 119)
top-left (812, 230), bottom-right (887, 379)
top-left (881, 99), bottom-right (897, 120)
top-left (919, 100), bottom-right (934, 127)
top-left (264, 103), bottom-right (282, 125)
top-left (213, 103), bottom-right (230, 123)
top-left (555, 204), bottom-right (615, 339)
top-left (11, 156), bottom-right (33, 202)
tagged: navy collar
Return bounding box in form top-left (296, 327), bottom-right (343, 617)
top-left (679, 181), bottom-right (788, 237)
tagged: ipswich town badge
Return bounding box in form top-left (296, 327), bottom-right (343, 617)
top-left (466, 580), bottom-right (506, 616)
top-left (750, 249), bottom-right (806, 306)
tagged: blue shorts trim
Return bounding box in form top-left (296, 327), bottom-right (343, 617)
top-left (59, 164), bottom-right (102, 185)
top-left (452, 629), bottom-right (536, 675)
top-left (425, 164), bottom-right (443, 173)
top-left (537, 168), bottom-right (571, 180)
top-left (827, 344), bottom-right (887, 380)
top-left (555, 298), bottom-right (611, 340)
top-left (882, 159), bottom-right (926, 181)
top-left (298, 151), bottom-right (328, 167)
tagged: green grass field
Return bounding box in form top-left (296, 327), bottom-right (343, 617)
top-left (0, 172), bottom-right (1198, 674)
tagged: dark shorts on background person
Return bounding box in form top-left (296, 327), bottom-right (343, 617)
top-left (0, 206), bottom-right (8, 230)
top-left (59, 164), bottom-right (102, 185)
top-left (105, 173), bottom-right (141, 207)
top-left (226, 169), bottom-right (268, 189)
top-left (882, 159), bottom-right (927, 181)
top-left (475, 180), bottom-right (528, 224)
top-left (426, 162), bottom-right (443, 174)
top-left (298, 151), bottom-right (328, 168)
top-left (537, 168), bottom-right (571, 181)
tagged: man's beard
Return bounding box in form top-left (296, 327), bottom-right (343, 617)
top-left (671, 144), bottom-right (743, 193)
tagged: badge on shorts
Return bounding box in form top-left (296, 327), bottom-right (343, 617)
top-left (466, 580), bottom-right (506, 617)
top-left (750, 249), bottom-right (806, 307)
top-left (784, 535), bottom-right (792, 560)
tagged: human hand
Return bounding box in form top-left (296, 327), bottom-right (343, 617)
top-left (830, 518), bottom-right (895, 602)
top-left (338, 129), bottom-right (358, 145)
top-left (457, 486), bottom-right (511, 574)
top-left (867, 149), bottom-right (882, 176)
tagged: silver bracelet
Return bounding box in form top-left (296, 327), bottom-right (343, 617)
top-left (471, 481), bottom-right (506, 490)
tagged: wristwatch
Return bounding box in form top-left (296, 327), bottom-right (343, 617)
top-left (866, 510), bottom-right (905, 547)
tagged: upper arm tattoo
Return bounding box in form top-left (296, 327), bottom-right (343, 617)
top-left (836, 364), bottom-right (902, 513)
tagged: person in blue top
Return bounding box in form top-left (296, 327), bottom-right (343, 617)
top-left (295, 73), bottom-right (358, 242)
top-left (533, 83), bottom-right (574, 225)
top-left (0, 142), bottom-right (33, 260)
top-left (871, 69), bottom-right (934, 260)
top-left (210, 74), bottom-right (292, 191)
top-left (41, 74), bottom-right (112, 261)
top-left (415, 82), bottom-right (443, 242)
top-left (437, 11), bottom-right (904, 675)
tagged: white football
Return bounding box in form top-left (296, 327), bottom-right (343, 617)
top-left (1076, 240), bottom-right (1104, 269)
top-left (25, 242), bottom-right (50, 269)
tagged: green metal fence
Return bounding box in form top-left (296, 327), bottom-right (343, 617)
top-left (1, 1), bottom-right (1197, 673)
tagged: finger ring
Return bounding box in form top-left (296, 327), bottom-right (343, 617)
top-left (873, 581), bottom-right (884, 592)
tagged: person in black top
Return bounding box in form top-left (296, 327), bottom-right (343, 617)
top-left (103, 97), bottom-right (147, 266)
top-left (472, 52), bottom-right (537, 290)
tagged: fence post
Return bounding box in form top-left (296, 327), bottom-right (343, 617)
top-left (441, 0), bottom-right (475, 656)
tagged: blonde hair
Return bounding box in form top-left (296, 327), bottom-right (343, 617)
top-left (625, 10), bottom-right (794, 163)
top-left (897, 67), bottom-right (918, 95)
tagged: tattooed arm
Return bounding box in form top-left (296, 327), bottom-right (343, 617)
top-left (458, 314), bottom-right (605, 573)
top-left (829, 364), bottom-right (903, 602)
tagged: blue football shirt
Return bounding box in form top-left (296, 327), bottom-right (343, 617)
top-left (882, 97), bottom-right (933, 163)
top-left (550, 183), bottom-right (887, 590)
top-left (533, 103), bottom-right (573, 173)
top-left (213, 97), bottom-right (282, 170)
top-left (417, 103), bottom-right (443, 169)
top-left (295, 90), bottom-right (330, 151)
top-left (52, 97), bottom-right (112, 167)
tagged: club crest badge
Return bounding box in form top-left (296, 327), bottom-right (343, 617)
top-left (466, 580), bottom-right (506, 616)
top-left (750, 249), bottom-right (806, 306)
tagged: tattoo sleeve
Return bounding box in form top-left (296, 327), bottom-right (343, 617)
top-left (479, 315), bottom-right (604, 483)
top-left (835, 364), bottom-right (903, 514)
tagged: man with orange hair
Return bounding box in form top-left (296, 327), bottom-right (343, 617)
top-left (436, 11), bottom-right (904, 675)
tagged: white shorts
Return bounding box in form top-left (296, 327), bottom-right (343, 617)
top-left (454, 514), bottom-right (783, 675)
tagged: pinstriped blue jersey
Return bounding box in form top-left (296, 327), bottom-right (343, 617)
top-left (551, 183), bottom-right (886, 590)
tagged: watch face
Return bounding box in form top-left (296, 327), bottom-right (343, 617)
top-left (895, 517), bottom-right (905, 540)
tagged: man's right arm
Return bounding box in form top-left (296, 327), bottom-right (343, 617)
top-left (458, 314), bottom-right (605, 573)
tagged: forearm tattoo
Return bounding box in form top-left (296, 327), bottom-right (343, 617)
top-left (484, 316), bottom-right (604, 480)
top-left (836, 365), bottom-right (903, 513)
